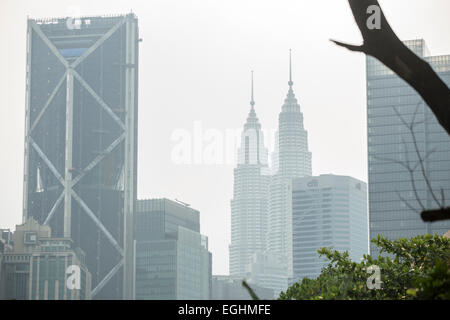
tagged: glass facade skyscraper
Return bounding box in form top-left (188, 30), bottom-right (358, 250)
top-left (291, 175), bottom-right (368, 281)
top-left (135, 199), bottom-right (212, 300)
top-left (366, 39), bottom-right (450, 257)
top-left (22, 14), bottom-right (139, 299)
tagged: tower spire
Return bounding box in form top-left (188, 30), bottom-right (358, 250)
top-left (288, 49), bottom-right (293, 87)
top-left (250, 70), bottom-right (255, 109)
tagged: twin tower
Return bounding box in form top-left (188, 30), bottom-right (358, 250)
top-left (229, 51), bottom-right (312, 295)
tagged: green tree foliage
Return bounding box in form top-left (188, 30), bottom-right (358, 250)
top-left (279, 234), bottom-right (450, 300)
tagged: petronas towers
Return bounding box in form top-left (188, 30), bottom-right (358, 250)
top-left (229, 51), bottom-right (312, 295)
top-left (229, 71), bottom-right (270, 278)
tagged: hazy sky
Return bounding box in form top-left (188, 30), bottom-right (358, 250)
top-left (1, 0), bottom-right (449, 275)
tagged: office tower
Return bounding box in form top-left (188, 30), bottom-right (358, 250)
top-left (265, 50), bottom-right (312, 289)
top-left (135, 199), bottom-right (212, 300)
top-left (22, 14), bottom-right (139, 299)
top-left (229, 72), bottom-right (270, 279)
top-left (366, 39), bottom-right (450, 256)
top-left (291, 175), bottom-right (368, 281)
top-left (0, 218), bottom-right (91, 300)
top-left (211, 275), bottom-right (274, 300)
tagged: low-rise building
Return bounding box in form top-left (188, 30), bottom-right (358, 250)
top-left (0, 218), bottom-right (91, 300)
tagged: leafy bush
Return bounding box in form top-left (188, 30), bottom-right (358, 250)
top-left (279, 234), bottom-right (450, 300)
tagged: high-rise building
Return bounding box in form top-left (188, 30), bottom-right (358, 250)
top-left (291, 175), bottom-right (368, 281)
top-left (264, 51), bottom-right (312, 291)
top-left (135, 199), bottom-right (212, 300)
top-left (366, 39), bottom-right (450, 256)
top-left (0, 218), bottom-right (91, 300)
top-left (229, 72), bottom-right (270, 279)
top-left (22, 14), bottom-right (139, 299)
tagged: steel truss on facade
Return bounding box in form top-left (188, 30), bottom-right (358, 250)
top-left (23, 14), bottom-right (138, 299)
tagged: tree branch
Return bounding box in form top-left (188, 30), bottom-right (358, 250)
top-left (242, 281), bottom-right (260, 300)
top-left (421, 208), bottom-right (450, 222)
top-left (330, 39), bottom-right (365, 53)
top-left (333, 0), bottom-right (450, 135)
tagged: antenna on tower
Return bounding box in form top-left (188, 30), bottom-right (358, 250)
top-left (250, 70), bottom-right (255, 109)
top-left (288, 49), bottom-right (293, 87)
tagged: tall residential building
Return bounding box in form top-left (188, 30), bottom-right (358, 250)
top-left (22, 14), bottom-right (139, 299)
top-left (291, 175), bottom-right (368, 282)
top-left (366, 39), bottom-right (450, 256)
top-left (265, 51), bottom-right (312, 289)
top-left (229, 72), bottom-right (270, 279)
top-left (0, 218), bottom-right (91, 300)
top-left (135, 199), bottom-right (212, 300)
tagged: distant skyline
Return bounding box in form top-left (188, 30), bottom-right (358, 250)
top-left (1, 0), bottom-right (450, 275)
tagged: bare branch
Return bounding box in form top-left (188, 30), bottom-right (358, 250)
top-left (407, 167), bottom-right (426, 212)
top-left (395, 191), bottom-right (421, 214)
top-left (373, 154), bottom-right (410, 171)
top-left (393, 106), bottom-right (409, 129)
top-left (408, 111), bottom-right (443, 208)
top-left (421, 208), bottom-right (450, 222)
top-left (330, 39), bottom-right (365, 53)
top-left (242, 281), bottom-right (260, 300)
top-left (410, 102), bottom-right (422, 130)
top-left (400, 136), bottom-right (426, 211)
top-left (335, 0), bottom-right (450, 135)
top-left (411, 147), bottom-right (437, 172)
top-left (373, 151), bottom-right (426, 212)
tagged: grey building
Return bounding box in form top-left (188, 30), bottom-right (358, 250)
top-left (245, 251), bottom-right (289, 298)
top-left (0, 218), bottom-right (91, 300)
top-left (0, 230), bottom-right (13, 246)
top-left (135, 199), bottom-right (212, 300)
top-left (291, 175), bottom-right (368, 282)
top-left (22, 14), bottom-right (139, 299)
top-left (212, 275), bottom-right (274, 300)
top-left (366, 39), bottom-right (450, 256)
top-left (0, 234), bottom-right (11, 299)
